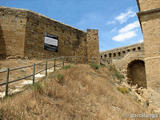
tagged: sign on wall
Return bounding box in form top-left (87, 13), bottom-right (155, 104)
top-left (44, 34), bottom-right (58, 52)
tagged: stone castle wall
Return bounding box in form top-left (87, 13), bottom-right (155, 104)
top-left (137, 0), bottom-right (160, 11)
top-left (137, 0), bottom-right (160, 93)
top-left (87, 29), bottom-right (100, 64)
top-left (100, 42), bottom-right (145, 87)
top-left (100, 43), bottom-right (144, 72)
top-left (0, 7), bottom-right (99, 63)
top-left (137, 0), bottom-right (160, 111)
top-left (0, 7), bottom-right (27, 58)
top-left (101, 43), bottom-right (144, 61)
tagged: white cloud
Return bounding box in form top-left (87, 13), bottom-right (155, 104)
top-left (115, 9), bottom-right (136, 24)
top-left (110, 28), bottom-right (117, 33)
top-left (112, 31), bottom-right (137, 42)
top-left (107, 21), bottom-right (116, 25)
top-left (119, 21), bottom-right (140, 33)
top-left (139, 39), bottom-right (143, 43)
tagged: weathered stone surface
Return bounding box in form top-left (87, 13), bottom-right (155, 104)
top-left (100, 43), bottom-right (146, 88)
top-left (137, 0), bottom-right (160, 112)
top-left (0, 7), bottom-right (100, 64)
top-left (87, 29), bottom-right (100, 64)
top-left (137, 0), bottom-right (160, 11)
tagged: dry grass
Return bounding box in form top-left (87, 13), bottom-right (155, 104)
top-left (0, 59), bottom-right (63, 92)
top-left (0, 64), bottom-right (153, 120)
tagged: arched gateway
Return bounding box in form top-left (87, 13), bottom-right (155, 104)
top-left (127, 60), bottom-right (147, 88)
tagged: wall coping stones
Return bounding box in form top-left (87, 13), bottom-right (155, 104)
top-left (0, 6), bottom-right (85, 33)
top-left (101, 42), bottom-right (144, 54)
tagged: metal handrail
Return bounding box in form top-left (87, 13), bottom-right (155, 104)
top-left (0, 56), bottom-right (89, 97)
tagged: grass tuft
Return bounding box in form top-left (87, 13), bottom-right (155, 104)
top-left (90, 63), bottom-right (99, 70)
top-left (109, 65), bottom-right (124, 82)
top-left (32, 82), bottom-right (43, 94)
top-left (100, 64), bottom-right (106, 68)
top-left (117, 86), bottom-right (129, 94)
top-left (62, 65), bottom-right (71, 69)
top-left (57, 74), bottom-right (64, 85)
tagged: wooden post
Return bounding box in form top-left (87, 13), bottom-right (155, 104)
top-left (62, 56), bottom-right (64, 67)
top-left (33, 63), bottom-right (35, 84)
top-left (54, 58), bottom-right (56, 71)
top-left (45, 60), bottom-right (48, 76)
top-left (5, 68), bottom-right (9, 96)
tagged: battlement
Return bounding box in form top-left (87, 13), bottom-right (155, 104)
top-left (101, 43), bottom-right (144, 59)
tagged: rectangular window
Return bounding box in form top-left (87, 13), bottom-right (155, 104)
top-left (44, 33), bottom-right (58, 52)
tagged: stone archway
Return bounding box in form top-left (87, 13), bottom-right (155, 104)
top-left (127, 60), bottom-right (147, 88)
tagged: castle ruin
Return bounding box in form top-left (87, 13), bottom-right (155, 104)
top-left (0, 7), bottom-right (99, 64)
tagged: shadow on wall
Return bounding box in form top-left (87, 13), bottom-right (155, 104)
top-left (0, 25), bottom-right (6, 59)
top-left (127, 60), bottom-right (147, 88)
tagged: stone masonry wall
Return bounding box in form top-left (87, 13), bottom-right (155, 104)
top-left (0, 7), bottom-right (99, 63)
top-left (139, 11), bottom-right (160, 93)
top-left (0, 7), bottom-right (27, 58)
top-left (101, 43), bottom-right (144, 63)
top-left (24, 11), bottom-right (87, 59)
top-left (100, 43), bottom-right (145, 86)
top-left (137, 0), bottom-right (160, 111)
top-left (87, 29), bottom-right (100, 64)
top-left (137, 0), bottom-right (160, 11)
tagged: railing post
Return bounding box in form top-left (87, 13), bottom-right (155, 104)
top-left (75, 56), bottom-right (77, 64)
top-left (45, 60), bottom-right (48, 76)
top-left (54, 58), bottom-right (56, 71)
top-left (62, 56), bottom-right (64, 67)
top-left (33, 63), bottom-right (35, 84)
top-left (5, 68), bottom-right (9, 97)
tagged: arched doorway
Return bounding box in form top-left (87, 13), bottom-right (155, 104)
top-left (127, 60), bottom-right (147, 88)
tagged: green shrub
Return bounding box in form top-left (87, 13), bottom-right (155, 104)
top-left (100, 64), bottom-right (106, 68)
top-left (62, 65), bottom-right (71, 69)
top-left (109, 65), bottom-right (114, 71)
top-left (117, 87), bottom-right (129, 94)
top-left (57, 74), bottom-right (64, 85)
top-left (109, 65), bottom-right (124, 82)
top-left (114, 70), bottom-right (124, 82)
top-left (32, 82), bottom-right (43, 94)
top-left (91, 63), bottom-right (99, 70)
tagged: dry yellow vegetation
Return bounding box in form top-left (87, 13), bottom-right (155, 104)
top-left (0, 64), bottom-right (153, 120)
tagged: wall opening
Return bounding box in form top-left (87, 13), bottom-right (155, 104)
top-left (109, 53), bottom-right (112, 58)
top-left (118, 52), bottom-right (121, 56)
top-left (113, 53), bottom-right (116, 57)
top-left (133, 48), bottom-right (136, 51)
top-left (44, 33), bottom-right (58, 52)
top-left (127, 60), bottom-right (147, 88)
top-left (138, 47), bottom-right (141, 50)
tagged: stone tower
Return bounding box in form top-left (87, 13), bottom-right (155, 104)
top-left (86, 29), bottom-right (100, 64)
top-left (137, 0), bottom-right (160, 111)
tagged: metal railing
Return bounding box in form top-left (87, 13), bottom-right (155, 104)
top-left (0, 56), bottom-right (85, 97)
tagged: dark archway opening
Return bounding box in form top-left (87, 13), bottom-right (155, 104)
top-left (127, 60), bottom-right (147, 88)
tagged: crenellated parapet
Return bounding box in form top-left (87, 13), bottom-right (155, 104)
top-left (100, 43), bottom-right (144, 60)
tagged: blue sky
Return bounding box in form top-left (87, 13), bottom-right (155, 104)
top-left (0, 0), bottom-right (143, 52)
